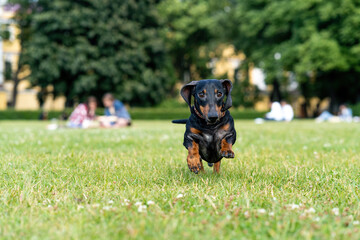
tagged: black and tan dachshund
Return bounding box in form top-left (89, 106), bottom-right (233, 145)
top-left (172, 79), bottom-right (236, 174)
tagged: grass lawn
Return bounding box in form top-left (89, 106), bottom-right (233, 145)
top-left (1, 120), bottom-right (360, 239)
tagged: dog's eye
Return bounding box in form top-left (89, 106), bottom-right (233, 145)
top-left (217, 92), bottom-right (223, 98)
top-left (198, 92), bottom-right (205, 98)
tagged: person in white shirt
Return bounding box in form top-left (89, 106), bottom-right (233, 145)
top-left (265, 101), bottom-right (283, 121)
top-left (281, 100), bottom-right (294, 122)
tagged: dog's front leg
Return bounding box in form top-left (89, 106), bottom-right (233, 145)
top-left (186, 141), bottom-right (202, 174)
top-left (221, 137), bottom-right (235, 158)
top-left (213, 161), bottom-right (221, 173)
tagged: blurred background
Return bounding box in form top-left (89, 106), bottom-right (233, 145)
top-left (0, 0), bottom-right (360, 120)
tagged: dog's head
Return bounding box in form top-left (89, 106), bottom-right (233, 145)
top-left (181, 79), bottom-right (233, 124)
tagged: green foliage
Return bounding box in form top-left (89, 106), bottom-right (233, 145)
top-left (3, 0), bottom-right (34, 107)
top-left (158, 0), bottom-right (230, 80)
top-left (231, 80), bottom-right (260, 108)
top-left (350, 103), bottom-right (360, 116)
top-left (0, 24), bottom-right (10, 40)
top-left (1, 121), bottom-right (360, 238)
top-left (231, 61), bottom-right (261, 108)
top-left (0, 108), bottom-right (266, 120)
top-left (155, 98), bottom-right (188, 108)
top-left (8, 0), bottom-right (35, 66)
top-left (227, 0), bottom-right (360, 106)
top-left (18, 0), bottom-right (175, 106)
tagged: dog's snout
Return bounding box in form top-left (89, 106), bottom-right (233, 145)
top-left (208, 112), bottom-right (218, 123)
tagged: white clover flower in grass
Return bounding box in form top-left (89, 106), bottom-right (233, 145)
top-left (244, 211), bottom-right (250, 217)
top-left (287, 203), bottom-right (299, 210)
top-left (305, 208), bottom-right (316, 214)
top-left (353, 221), bottom-right (360, 225)
top-left (103, 206), bottom-right (111, 211)
top-left (108, 200), bottom-right (114, 204)
top-left (122, 199), bottom-right (130, 206)
top-left (257, 209), bottom-right (266, 214)
top-left (147, 200), bottom-right (155, 205)
top-left (135, 201), bottom-right (142, 206)
top-left (313, 217), bottom-right (320, 222)
top-left (122, 201), bottom-right (130, 206)
top-left (332, 208), bottom-right (340, 216)
top-left (77, 205), bottom-right (84, 210)
top-left (269, 212), bottom-right (274, 217)
top-left (138, 205), bottom-right (147, 213)
top-left (176, 194), bottom-right (184, 199)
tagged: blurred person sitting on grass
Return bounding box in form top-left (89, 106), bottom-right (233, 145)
top-left (281, 100), bottom-right (294, 122)
top-left (255, 101), bottom-right (294, 124)
top-left (265, 101), bottom-right (283, 121)
top-left (316, 104), bottom-right (353, 123)
top-left (99, 93), bottom-right (131, 128)
top-left (67, 96), bottom-right (98, 128)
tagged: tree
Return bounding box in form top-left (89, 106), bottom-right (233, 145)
top-left (2, 1), bottom-right (33, 108)
top-left (21, 0), bottom-right (175, 107)
top-left (158, 0), bottom-right (230, 82)
top-left (227, 0), bottom-right (360, 112)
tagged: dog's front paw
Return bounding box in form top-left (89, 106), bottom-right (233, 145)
top-left (187, 159), bottom-right (202, 174)
top-left (187, 155), bottom-right (203, 174)
top-left (221, 139), bottom-right (234, 158)
top-left (221, 150), bottom-right (234, 158)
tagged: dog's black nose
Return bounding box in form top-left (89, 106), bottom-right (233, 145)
top-left (208, 113), bottom-right (218, 123)
top-left (208, 116), bottom-right (217, 122)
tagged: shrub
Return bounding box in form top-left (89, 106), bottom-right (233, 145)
top-left (0, 108), bottom-right (265, 120)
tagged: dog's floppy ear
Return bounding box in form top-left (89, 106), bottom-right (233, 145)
top-left (180, 81), bottom-right (198, 108)
top-left (221, 79), bottom-right (233, 111)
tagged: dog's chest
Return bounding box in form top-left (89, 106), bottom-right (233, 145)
top-left (200, 128), bottom-right (228, 143)
top-left (198, 129), bottom-right (228, 162)
top-left (202, 132), bottom-right (214, 143)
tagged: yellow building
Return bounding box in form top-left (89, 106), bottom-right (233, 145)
top-left (210, 45), bottom-right (270, 111)
top-left (0, 1), bottom-right (65, 110)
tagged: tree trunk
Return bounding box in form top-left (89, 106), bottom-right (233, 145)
top-left (9, 61), bottom-right (23, 108)
top-left (10, 78), bottom-right (20, 108)
top-left (270, 79), bottom-right (282, 102)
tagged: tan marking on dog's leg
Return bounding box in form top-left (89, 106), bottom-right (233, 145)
top-left (187, 141), bottom-right (201, 174)
top-left (214, 161), bottom-right (221, 173)
top-left (221, 138), bottom-right (234, 158)
top-left (199, 159), bottom-right (204, 172)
